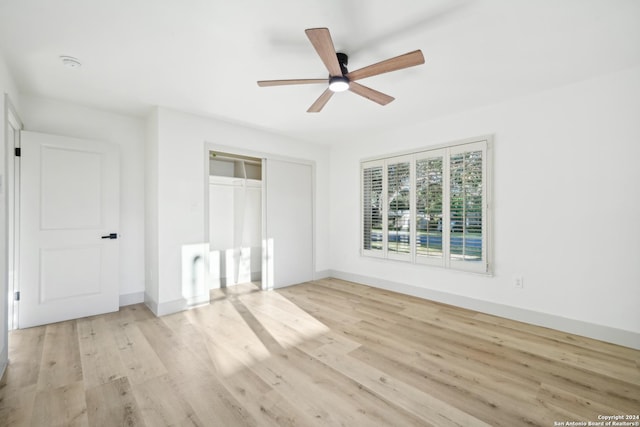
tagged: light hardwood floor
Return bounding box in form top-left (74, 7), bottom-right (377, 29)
top-left (1, 278), bottom-right (639, 426)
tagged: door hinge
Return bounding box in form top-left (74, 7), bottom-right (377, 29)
top-left (14, 147), bottom-right (21, 157)
top-left (14, 291), bottom-right (20, 301)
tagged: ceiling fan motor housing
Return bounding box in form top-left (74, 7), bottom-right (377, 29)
top-left (328, 53), bottom-right (350, 92)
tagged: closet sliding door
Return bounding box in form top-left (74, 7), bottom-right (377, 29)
top-left (264, 159), bottom-right (313, 289)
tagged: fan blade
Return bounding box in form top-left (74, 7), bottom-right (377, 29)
top-left (258, 79), bottom-right (327, 87)
top-left (346, 50), bottom-right (425, 81)
top-left (307, 89), bottom-right (334, 113)
top-left (348, 82), bottom-right (395, 106)
top-left (305, 28), bottom-right (343, 76)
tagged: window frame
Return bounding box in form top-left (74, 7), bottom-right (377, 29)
top-left (360, 136), bottom-right (492, 274)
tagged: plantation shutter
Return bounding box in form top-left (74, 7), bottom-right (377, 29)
top-left (362, 163), bottom-right (383, 255)
top-left (387, 159), bottom-right (412, 259)
top-left (449, 145), bottom-right (485, 269)
top-left (415, 152), bottom-right (444, 263)
top-left (360, 137), bottom-right (490, 274)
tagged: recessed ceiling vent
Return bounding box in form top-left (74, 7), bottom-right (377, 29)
top-left (60, 55), bottom-right (82, 69)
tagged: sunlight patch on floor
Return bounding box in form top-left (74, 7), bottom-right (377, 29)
top-left (192, 282), bottom-right (329, 377)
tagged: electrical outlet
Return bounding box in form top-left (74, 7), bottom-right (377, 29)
top-left (514, 276), bottom-right (524, 288)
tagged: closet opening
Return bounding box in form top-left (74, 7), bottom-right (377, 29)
top-left (207, 151), bottom-right (263, 298)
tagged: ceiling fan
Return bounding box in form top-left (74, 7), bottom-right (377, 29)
top-left (257, 27), bottom-right (425, 113)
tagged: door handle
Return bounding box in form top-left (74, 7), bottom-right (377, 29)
top-left (101, 233), bottom-right (118, 239)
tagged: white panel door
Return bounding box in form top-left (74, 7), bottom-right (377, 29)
top-left (19, 131), bottom-right (119, 328)
top-left (264, 159), bottom-right (313, 289)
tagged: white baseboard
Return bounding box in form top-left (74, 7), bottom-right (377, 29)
top-left (119, 291), bottom-right (145, 307)
top-left (211, 271), bottom-right (263, 289)
top-left (0, 344), bottom-right (6, 382)
top-left (328, 270), bottom-right (640, 350)
top-left (144, 293), bottom-right (158, 316)
top-left (154, 293), bottom-right (210, 317)
top-left (314, 270), bottom-right (331, 280)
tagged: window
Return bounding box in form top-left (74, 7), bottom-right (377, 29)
top-left (361, 137), bottom-right (491, 273)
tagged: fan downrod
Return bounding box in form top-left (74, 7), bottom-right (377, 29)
top-left (336, 52), bottom-right (348, 75)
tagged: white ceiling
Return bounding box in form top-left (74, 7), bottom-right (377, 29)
top-left (1, 0), bottom-right (639, 144)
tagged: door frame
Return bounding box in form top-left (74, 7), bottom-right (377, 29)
top-left (5, 94), bottom-right (22, 331)
top-left (202, 142), bottom-right (316, 294)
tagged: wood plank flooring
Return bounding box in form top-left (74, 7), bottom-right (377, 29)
top-left (1, 278), bottom-right (639, 426)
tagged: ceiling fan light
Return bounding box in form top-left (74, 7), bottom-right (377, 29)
top-left (329, 76), bottom-right (349, 92)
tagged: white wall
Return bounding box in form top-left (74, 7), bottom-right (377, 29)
top-left (19, 95), bottom-right (146, 305)
top-left (0, 52), bottom-right (20, 376)
top-left (329, 65), bottom-right (640, 348)
top-left (145, 109), bottom-right (159, 306)
top-left (146, 108), bottom-right (330, 314)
